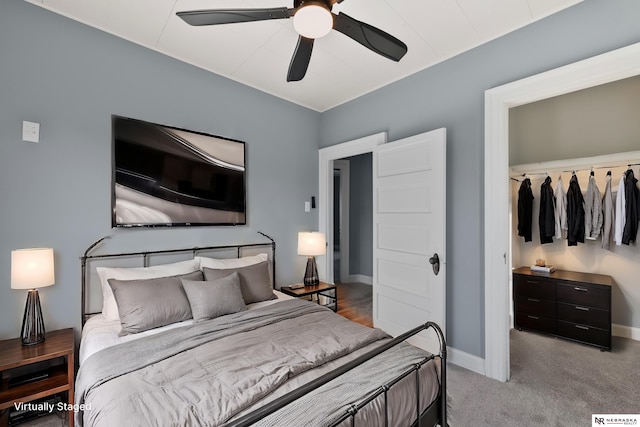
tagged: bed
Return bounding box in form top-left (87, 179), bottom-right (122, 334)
top-left (77, 234), bottom-right (448, 427)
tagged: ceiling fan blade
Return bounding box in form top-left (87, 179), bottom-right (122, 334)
top-left (177, 8), bottom-right (292, 26)
top-left (332, 12), bottom-right (407, 62)
top-left (287, 36), bottom-right (314, 82)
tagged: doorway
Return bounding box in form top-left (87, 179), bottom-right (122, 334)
top-left (318, 132), bottom-right (387, 284)
top-left (484, 42), bottom-right (640, 382)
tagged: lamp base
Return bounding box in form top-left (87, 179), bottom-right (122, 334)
top-left (303, 256), bottom-right (319, 286)
top-left (20, 289), bottom-right (46, 346)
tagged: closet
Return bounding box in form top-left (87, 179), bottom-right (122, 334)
top-left (510, 153), bottom-right (640, 342)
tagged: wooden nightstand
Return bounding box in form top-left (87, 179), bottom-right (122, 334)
top-left (0, 328), bottom-right (75, 427)
top-left (280, 282), bottom-right (338, 312)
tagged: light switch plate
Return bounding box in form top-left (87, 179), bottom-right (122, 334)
top-left (304, 201), bottom-right (311, 212)
top-left (22, 121), bottom-right (40, 143)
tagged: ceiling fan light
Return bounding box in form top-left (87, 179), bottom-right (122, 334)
top-left (293, 3), bottom-right (332, 39)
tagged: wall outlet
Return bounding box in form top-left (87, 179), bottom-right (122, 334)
top-left (22, 121), bottom-right (40, 143)
top-left (305, 201), bottom-right (311, 212)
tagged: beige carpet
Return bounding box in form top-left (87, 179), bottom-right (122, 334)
top-left (448, 330), bottom-right (640, 426)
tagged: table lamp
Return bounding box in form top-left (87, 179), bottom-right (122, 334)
top-left (298, 232), bottom-right (326, 286)
top-left (11, 248), bottom-right (55, 346)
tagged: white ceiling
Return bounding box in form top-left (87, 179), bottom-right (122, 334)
top-left (26, 0), bottom-right (582, 112)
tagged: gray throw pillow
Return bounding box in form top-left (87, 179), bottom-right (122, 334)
top-left (202, 261), bottom-right (276, 304)
top-left (181, 272), bottom-right (247, 322)
top-left (108, 270), bottom-right (203, 336)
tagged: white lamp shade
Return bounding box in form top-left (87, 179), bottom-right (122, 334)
top-left (298, 232), bottom-right (326, 256)
top-left (293, 2), bottom-right (333, 39)
top-left (11, 248), bottom-right (55, 290)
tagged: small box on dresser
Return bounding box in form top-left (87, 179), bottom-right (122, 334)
top-left (513, 267), bottom-right (612, 350)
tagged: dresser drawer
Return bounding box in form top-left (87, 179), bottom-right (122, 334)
top-left (515, 295), bottom-right (555, 317)
top-left (556, 283), bottom-right (610, 310)
top-left (557, 302), bottom-right (610, 330)
top-left (513, 275), bottom-right (555, 300)
top-left (557, 320), bottom-right (610, 349)
top-left (515, 312), bottom-right (555, 334)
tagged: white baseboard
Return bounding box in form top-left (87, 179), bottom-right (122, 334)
top-left (612, 323), bottom-right (640, 341)
top-left (447, 346), bottom-right (486, 375)
top-left (348, 274), bottom-right (372, 285)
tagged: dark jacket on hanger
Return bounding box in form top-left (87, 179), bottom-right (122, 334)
top-left (622, 169), bottom-right (639, 245)
top-left (539, 176), bottom-right (555, 244)
top-left (517, 178), bottom-right (534, 242)
top-left (566, 174), bottom-right (585, 246)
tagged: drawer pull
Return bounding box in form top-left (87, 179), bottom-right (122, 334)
top-left (574, 287), bottom-right (588, 292)
top-left (575, 306), bottom-right (590, 311)
top-left (527, 280), bottom-right (538, 285)
top-left (527, 298), bottom-right (540, 303)
top-left (575, 325), bottom-right (590, 330)
top-left (527, 315), bottom-right (540, 320)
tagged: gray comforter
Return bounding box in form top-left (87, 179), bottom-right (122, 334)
top-left (76, 299), bottom-right (437, 427)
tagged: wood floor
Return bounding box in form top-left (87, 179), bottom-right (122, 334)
top-left (336, 282), bottom-right (373, 328)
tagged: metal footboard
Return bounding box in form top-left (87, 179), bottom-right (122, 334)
top-left (226, 321), bottom-right (447, 427)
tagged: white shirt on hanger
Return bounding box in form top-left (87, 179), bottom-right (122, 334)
top-left (614, 175), bottom-right (626, 246)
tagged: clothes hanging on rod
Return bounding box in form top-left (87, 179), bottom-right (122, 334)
top-left (622, 169), bottom-right (639, 245)
top-left (554, 176), bottom-right (567, 240)
top-left (601, 173), bottom-right (615, 250)
top-left (566, 174), bottom-right (585, 246)
top-left (584, 173), bottom-right (603, 240)
top-left (517, 178), bottom-right (534, 242)
top-left (539, 176), bottom-right (555, 244)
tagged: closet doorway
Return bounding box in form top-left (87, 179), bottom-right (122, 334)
top-left (484, 41), bottom-right (640, 382)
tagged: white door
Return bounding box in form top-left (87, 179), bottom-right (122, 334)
top-left (373, 128), bottom-right (446, 354)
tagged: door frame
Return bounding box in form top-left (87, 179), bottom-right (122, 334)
top-left (333, 159), bottom-right (351, 283)
top-left (484, 42), bottom-right (640, 382)
top-left (318, 132), bottom-right (387, 283)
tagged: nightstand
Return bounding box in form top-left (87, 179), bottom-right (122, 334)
top-left (0, 328), bottom-right (75, 427)
top-left (280, 282), bottom-right (338, 312)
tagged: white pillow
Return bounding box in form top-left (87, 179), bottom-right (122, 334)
top-left (195, 253), bottom-right (268, 270)
top-left (96, 259), bottom-right (199, 321)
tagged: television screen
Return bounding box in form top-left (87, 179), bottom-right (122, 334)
top-left (112, 116), bottom-right (246, 227)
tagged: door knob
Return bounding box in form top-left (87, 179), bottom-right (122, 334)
top-left (429, 253), bottom-right (440, 275)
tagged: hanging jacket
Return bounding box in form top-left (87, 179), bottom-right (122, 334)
top-left (622, 169), bottom-right (639, 245)
top-left (554, 177), bottom-right (567, 239)
top-left (566, 174), bottom-right (585, 246)
top-left (539, 176), bottom-right (555, 244)
top-left (614, 175), bottom-right (626, 245)
top-left (601, 174), bottom-right (615, 250)
top-left (517, 178), bottom-right (534, 242)
top-left (584, 174), bottom-right (603, 240)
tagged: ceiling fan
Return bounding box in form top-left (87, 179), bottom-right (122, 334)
top-left (176, 0), bottom-right (408, 82)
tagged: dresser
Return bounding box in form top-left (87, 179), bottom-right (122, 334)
top-left (513, 267), bottom-right (612, 350)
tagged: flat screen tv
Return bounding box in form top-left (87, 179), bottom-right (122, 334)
top-left (112, 115), bottom-right (246, 227)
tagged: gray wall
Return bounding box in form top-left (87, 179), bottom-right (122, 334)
top-left (0, 0), bottom-right (319, 340)
top-left (510, 75), bottom-right (640, 165)
top-left (347, 153), bottom-right (373, 277)
top-left (320, 0), bottom-right (640, 357)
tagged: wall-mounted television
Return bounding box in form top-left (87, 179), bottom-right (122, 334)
top-left (112, 115), bottom-right (246, 227)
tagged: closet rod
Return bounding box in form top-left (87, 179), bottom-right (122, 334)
top-left (511, 158), bottom-right (640, 180)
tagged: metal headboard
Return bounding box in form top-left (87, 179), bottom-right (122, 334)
top-left (80, 231), bottom-right (276, 326)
